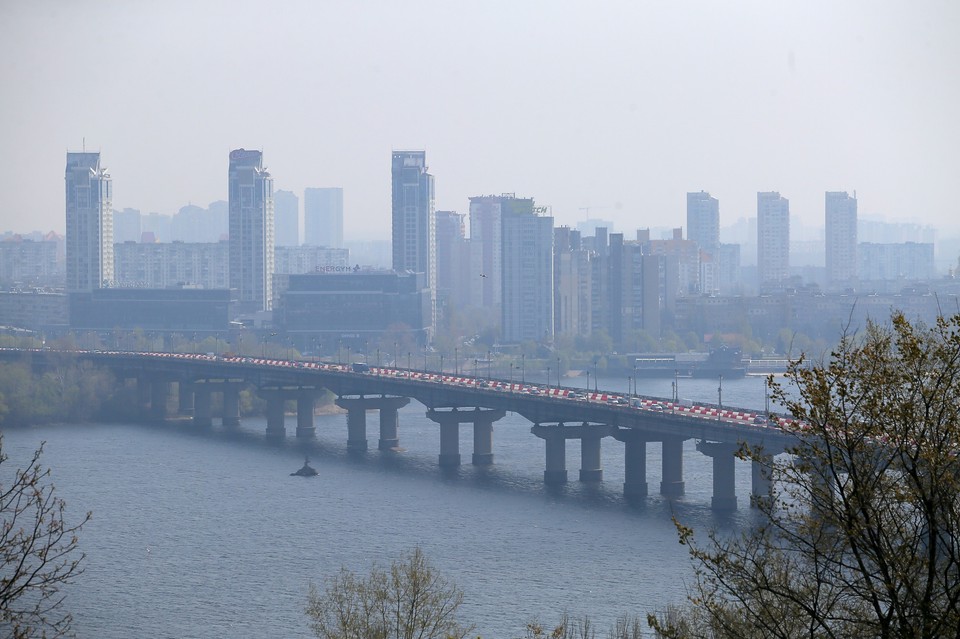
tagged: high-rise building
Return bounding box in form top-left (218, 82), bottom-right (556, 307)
top-left (391, 151), bottom-right (435, 332)
top-left (304, 187), bottom-right (343, 248)
top-left (468, 194), bottom-right (522, 311)
top-left (65, 152), bottom-right (113, 292)
top-left (825, 191), bottom-right (858, 289)
top-left (228, 149), bottom-right (274, 311)
top-left (686, 191), bottom-right (720, 253)
top-left (687, 191), bottom-right (720, 295)
top-left (757, 191), bottom-right (790, 287)
top-left (274, 190), bottom-right (299, 247)
top-left (501, 200), bottom-right (554, 343)
top-left (435, 211), bottom-right (469, 313)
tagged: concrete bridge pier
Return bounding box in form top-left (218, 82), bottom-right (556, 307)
top-left (193, 385), bottom-right (212, 427)
top-left (472, 415), bottom-right (496, 465)
top-left (137, 377), bottom-right (152, 417)
top-left (222, 383), bottom-right (241, 427)
top-left (335, 397), bottom-right (369, 452)
top-left (296, 392), bottom-right (316, 439)
top-left (374, 397), bottom-right (411, 451)
top-left (751, 454), bottom-right (773, 507)
top-left (697, 441), bottom-right (740, 510)
top-left (264, 392), bottom-right (286, 439)
top-left (426, 408), bottom-right (505, 467)
top-left (579, 428), bottom-right (603, 482)
top-left (533, 425), bottom-right (568, 484)
top-left (660, 437), bottom-right (686, 498)
top-left (177, 380), bottom-right (194, 416)
top-left (614, 429), bottom-right (649, 498)
top-left (438, 421), bottom-right (460, 467)
top-left (150, 380), bottom-right (170, 420)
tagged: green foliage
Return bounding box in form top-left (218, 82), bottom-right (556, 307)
top-left (654, 311), bottom-right (960, 638)
top-left (0, 359), bottom-right (116, 426)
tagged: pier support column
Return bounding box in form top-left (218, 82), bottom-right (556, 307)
top-left (660, 437), bottom-right (686, 498)
top-left (579, 432), bottom-right (603, 482)
top-left (178, 380), bottom-right (194, 416)
top-left (296, 392), bottom-right (316, 439)
top-left (438, 421), bottom-right (461, 468)
top-left (150, 380), bottom-right (170, 420)
top-left (137, 377), bottom-right (151, 417)
top-left (222, 384), bottom-right (241, 427)
top-left (614, 430), bottom-right (648, 498)
top-left (751, 454), bottom-right (773, 507)
top-left (697, 441), bottom-right (740, 510)
top-left (193, 386), bottom-right (212, 427)
top-left (427, 408), bottom-right (504, 468)
top-left (265, 393), bottom-right (286, 439)
top-left (472, 418), bottom-right (494, 465)
top-left (335, 397), bottom-right (369, 452)
top-left (374, 398), bottom-right (410, 450)
top-left (532, 425), bottom-right (568, 484)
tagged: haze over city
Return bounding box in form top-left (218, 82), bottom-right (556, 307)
top-left (2, 0), bottom-right (958, 239)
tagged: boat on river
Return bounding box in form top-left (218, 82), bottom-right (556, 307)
top-left (290, 457), bottom-right (318, 477)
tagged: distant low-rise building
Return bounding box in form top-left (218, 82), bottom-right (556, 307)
top-left (114, 241), bottom-right (229, 289)
top-left (0, 290), bottom-right (68, 332)
top-left (69, 287), bottom-right (234, 334)
top-left (275, 271), bottom-right (430, 351)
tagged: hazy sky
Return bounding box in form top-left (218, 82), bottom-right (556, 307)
top-left (2, 0), bottom-right (958, 240)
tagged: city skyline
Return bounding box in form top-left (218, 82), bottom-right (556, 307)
top-left (1, 2), bottom-right (957, 239)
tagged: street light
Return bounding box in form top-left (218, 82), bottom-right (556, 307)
top-left (593, 360), bottom-right (598, 392)
top-left (547, 365), bottom-right (551, 389)
top-left (717, 374), bottom-right (723, 419)
top-left (585, 370), bottom-right (590, 394)
top-left (557, 357), bottom-right (561, 388)
top-left (521, 354), bottom-right (525, 384)
top-left (407, 351), bottom-right (411, 372)
top-left (454, 347), bottom-right (458, 375)
top-left (338, 339), bottom-right (342, 365)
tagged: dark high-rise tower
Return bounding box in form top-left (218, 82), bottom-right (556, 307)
top-left (228, 149), bottom-right (274, 311)
top-left (391, 151), bottom-right (435, 332)
top-left (65, 152), bottom-right (113, 292)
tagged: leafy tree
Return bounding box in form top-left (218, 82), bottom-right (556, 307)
top-left (650, 311), bottom-right (960, 638)
top-left (305, 546), bottom-right (473, 639)
top-left (0, 436), bottom-right (90, 638)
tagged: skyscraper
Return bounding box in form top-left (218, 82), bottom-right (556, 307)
top-left (65, 152), bottom-right (113, 292)
top-left (391, 151), bottom-right (435, 331)
top-left (687, 191), bottom-right (720, 295)
top-left (825, 191), bottom-right (858, 289)
top-left (501, 200), bottom-right (554, 343)
top-left (303, 187), bottom-right (343, 248)
top-left (228, 149), bottom-right (274, 311)
top-left (273, 190), bottom-right (299, 247)
top-left (468, 195), bottom-right (509, 310)
top-left (757, 191), bottom-right (790, 287)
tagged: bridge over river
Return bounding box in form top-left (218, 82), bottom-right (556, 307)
top-left (1, 348), bottom-right (801, 510)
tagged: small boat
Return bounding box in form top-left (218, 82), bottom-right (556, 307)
top-left (290, 457), bottom-right (318, 477)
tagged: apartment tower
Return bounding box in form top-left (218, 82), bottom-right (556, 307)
top-left (228, 149), bottom-right (274, 311)
top-left (65, 152), bottom-right (113, 292)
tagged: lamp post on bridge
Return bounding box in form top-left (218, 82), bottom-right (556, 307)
top-left (547, 365), bottom-right (551, 390)
top-left (557, 357), bottom-right (561, 389)
top-left (454, 347), bottom-right (458, 375)
top-left (717, 374), bottom-right (723, 419)
top-left (521, 353), bottom-right (525, 384)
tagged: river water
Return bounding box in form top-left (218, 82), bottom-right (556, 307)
top-left (1, 374), bottom-right (776, 638)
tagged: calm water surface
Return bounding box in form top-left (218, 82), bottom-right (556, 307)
top-left (2, 375), bottom-right (775, 638)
